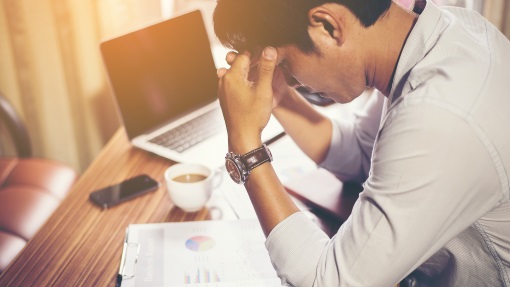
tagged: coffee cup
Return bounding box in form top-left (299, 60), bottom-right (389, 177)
top-left (164, 163), bottom-right (222, 212)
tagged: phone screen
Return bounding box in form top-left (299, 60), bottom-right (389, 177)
top-left (89, 174), bottom-right (159, 208)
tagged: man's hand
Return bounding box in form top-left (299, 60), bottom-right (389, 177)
top-left (249, 57), bottom-right (289, 109)
top-left (217, 47), bottom-right (278, 154)
top-left (222, 48), bottom-right (291, 109)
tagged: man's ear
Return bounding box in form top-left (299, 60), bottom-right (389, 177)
top-left (307, 6), bottom-right (345, 46)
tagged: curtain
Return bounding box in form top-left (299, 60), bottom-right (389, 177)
top-left (0, 0), bottom-right (171, 172)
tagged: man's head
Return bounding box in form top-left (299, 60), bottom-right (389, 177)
top-left (213, 0), bottom-right (412, 103)
top-left (213, 0), bottom-right (391, 54)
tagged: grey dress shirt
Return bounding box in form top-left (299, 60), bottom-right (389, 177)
top-left (265, 1), bottom-right (510, 286)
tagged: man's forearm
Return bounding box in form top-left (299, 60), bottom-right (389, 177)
top-left (273, 87), bottom-right (332, 164)
top-left (244, 162), bottom-right (300, 236)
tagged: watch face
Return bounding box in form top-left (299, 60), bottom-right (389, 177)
top-left (225, 158), bottom-right (242, 184)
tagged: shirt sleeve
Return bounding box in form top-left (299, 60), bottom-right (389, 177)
top-left (319, 91), bottom-right (385, 183)
top-left (266, 100), bottom-right (504, 286)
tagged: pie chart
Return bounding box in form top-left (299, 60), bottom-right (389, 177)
top-left (185, 235), bottom-right (215, 252)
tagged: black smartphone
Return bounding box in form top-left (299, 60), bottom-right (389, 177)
top-left (89, 174), bottom-right (159, 208)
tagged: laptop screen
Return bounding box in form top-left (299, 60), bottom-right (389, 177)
top-left (100, 10), bottom-right (218, 139)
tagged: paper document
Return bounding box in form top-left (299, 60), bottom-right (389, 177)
top-left (120, 219), bottom-right (281, 287)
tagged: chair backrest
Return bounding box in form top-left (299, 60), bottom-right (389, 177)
top-left (0, 91), bottom-right (32, 158)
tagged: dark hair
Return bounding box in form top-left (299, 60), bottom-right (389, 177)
top-left (213, 0), bottom-right (392, 53)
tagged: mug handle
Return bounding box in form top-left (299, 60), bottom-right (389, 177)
top-left (212, 167), bottom-right (223, 189)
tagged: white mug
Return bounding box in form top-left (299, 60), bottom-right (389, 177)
top-left (164, 163), bottom-right (222, 212)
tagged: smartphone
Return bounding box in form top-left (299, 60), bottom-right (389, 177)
top-left (89, 174), bottom-right (159, 208)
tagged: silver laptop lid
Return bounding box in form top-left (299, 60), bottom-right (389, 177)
top-left (100, 10), bottom-right (218, 140)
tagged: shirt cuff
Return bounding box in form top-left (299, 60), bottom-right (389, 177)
top-left (265, 212), bottom-right (329, 287)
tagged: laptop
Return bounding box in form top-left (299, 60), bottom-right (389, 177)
top-left (100, 10), bottom-right (284, 168)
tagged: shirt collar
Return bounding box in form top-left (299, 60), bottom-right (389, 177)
top-left (413, 0), bottom-right (427, 14)
top-left (388, 0), bottom-right (444, 103)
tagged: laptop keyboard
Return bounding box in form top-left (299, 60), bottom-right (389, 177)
top-left (149, 108), bottom-right (225, 153)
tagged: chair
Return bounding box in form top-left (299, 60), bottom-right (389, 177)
top-left (0, 91), bottom-right (78, 273)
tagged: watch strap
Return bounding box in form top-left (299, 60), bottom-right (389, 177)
top-left (241, 144), bottom-right (272, 171)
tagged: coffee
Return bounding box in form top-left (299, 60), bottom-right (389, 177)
top-left (172, 173), bottom-right (207, 183)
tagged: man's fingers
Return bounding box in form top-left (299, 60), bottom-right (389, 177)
top-left (228, 51), bottom-right (251, 78)
top-left (225, 51), bottom-right (237, 65)
top-left (255, 47), bottom-right (277, 91)
top-left (217, 67), bottom-right (228, 78)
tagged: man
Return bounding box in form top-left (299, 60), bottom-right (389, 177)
top-left (214, 0), bottom-right (510, 286)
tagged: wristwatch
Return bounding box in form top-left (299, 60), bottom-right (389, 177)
top-left (225, 144), bottom-right (273, 184)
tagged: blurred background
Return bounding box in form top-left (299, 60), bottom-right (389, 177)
top-left (0, 0), bottom-right (508, 173)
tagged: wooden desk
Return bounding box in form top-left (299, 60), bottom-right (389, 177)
top-left (0, 125), bottom-right (361, 286)
top-left (0, 128), bottom-right (236, 286)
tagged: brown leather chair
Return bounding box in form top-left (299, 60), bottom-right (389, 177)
top-left (0, 91), bottom-right (78, 273)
